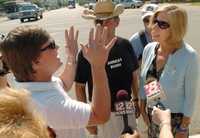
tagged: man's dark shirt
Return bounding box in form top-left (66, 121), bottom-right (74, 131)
top-left (75, 37), bottom-right (139, 111)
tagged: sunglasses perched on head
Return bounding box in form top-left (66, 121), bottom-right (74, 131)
top-left (40, 40), bottom-right (57, 52)
top-left (153, 19), bottom-right (170, 29)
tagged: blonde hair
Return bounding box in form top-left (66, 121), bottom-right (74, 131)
top-left (150, 5), bottom-right (188, 44)
top-left (0, 88), bottom-right (50, 138)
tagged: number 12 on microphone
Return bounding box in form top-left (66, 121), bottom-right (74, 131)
top-left (115, 101), bottom-right (135, 116)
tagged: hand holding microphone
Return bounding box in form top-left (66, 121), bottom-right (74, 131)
top-left (115, 90), bottom-right (134, 135)
top-left (152, 106), bottom-right (171, 127)
top-left (152, 107), bottom-right (173, 138)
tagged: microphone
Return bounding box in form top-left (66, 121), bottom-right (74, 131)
top-left (115, 90), bottom-right (134, 135)
top-left (144, 80), bottom-right (166, 110)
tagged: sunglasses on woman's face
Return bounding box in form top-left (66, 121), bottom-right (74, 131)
top-left (153, 19), bottom-right (170, 29)
top-left (40, 40), bottom-right (57, 52)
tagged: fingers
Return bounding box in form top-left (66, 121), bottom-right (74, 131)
top-left (105, 37), bottom-right (117, 50)
top-left (65, 26), bottom-right (79, 43)
top-left (69, 26), bottom-right (74, 41)
top-left (95, 24), bottom-right (101, 43)
top-left (75, 30), bottom-right (79, 42)
top-left (102, 27), bottom-right (108, 46)
top-left (89, 28), bottom-right (94, 46)
top-left (80, 43), bottom-right (87, 52)
top-left (80, 43), bottom-right (88, 57)
top-left (65, 29), bottom-right (69, 45)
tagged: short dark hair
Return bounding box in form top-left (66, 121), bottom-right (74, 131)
top-left (0, 25), bottom-right (50, 81)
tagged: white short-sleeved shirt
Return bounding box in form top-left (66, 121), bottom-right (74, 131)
top-left (12, 77), bottom-right (91, 138)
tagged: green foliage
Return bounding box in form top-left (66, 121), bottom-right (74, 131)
top-left (78, 0), bottom-right (87, 5)
top-left (0, 0), bottom-right (9, 6)
top-left (31, 0), bottom-right (43, 7)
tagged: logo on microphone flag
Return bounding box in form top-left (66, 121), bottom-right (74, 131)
top-left (144, 80), bottom-right (166, 101)
top-left (115, 101), bottom-right (135, 116)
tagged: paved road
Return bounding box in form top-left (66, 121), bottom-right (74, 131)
top-left (0, 3), bottom-right (200, 136)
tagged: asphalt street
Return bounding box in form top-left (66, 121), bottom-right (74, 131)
top-left (0, 3), bottom-right (200, 137)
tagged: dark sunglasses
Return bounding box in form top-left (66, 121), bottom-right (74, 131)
top-left (94, 16), bottom-right (119, 26)
top-left (153, 19), bottom-right (170, 29)
top-left (40, 41), bottom-right (57, 52)
top-left (143, 18), bottom-right (150, 23)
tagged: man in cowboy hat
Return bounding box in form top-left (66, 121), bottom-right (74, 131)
top-left (75, 0), bottom-right (140, 137)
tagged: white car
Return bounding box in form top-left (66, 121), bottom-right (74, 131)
top-left (88, 2), bottom-right (96, 9)
top-left (120, 0), bottom-right (143, 9)
top-left (0, 33), bottom-right (5, 40)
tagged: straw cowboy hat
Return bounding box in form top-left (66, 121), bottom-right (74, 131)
top-left (82, 0), bottom-right (124, 20)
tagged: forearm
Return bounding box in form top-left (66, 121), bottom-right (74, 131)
top-left (141, 111), bottom-right (150, 126)
top-left (140, 100), bottom-right (150, 126)
top-left (91, 65), bottom-right (110, 122)
top-left (75, 83), bottom-right (87, 103)
top-left (160, 123), bottom-right (173, 138)
top-left (60, 56), bottom-right (76, 91)
top-left (131, 70), bottom-right (139, 99)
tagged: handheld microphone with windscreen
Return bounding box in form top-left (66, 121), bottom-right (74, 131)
top-left (115, 90), bottom-right (134, 135)
top-left (144, 80), bottom-right (166, 110)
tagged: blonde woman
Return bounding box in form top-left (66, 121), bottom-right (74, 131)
top-left (139, 5), bottom-right (199, 138)
top-left (0, 88), bottom-right (53, 138)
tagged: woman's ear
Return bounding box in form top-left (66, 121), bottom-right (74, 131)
top-left (32, 59), bottom-right (40, 72)
top-left (115, 17), bottom-right (120, 27)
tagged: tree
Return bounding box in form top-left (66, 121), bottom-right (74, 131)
top-left (31, 0), bottom-right (43, 7)
top-left (0, 0), bottom-right (9, 6)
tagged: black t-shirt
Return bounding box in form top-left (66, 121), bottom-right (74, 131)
top-left (75, 37), bottom-right (139, 111)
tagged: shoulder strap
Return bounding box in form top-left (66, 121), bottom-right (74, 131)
top-left (139, 30), bottom-right (148, 48)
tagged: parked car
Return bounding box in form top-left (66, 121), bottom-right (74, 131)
top-left (0, 33), bottom-right (5, 40)
top-left (88, 2), bottom-right (96, 10)
top-left (84, 3), bottom-right (89, 8)
top-left (133, 0), bottom-right (144, 8)
top-left (6, 12), bottom-right (20, 20)
top-left (18, 3), bottom-right (44, 23)
top-left (68, 0), bottom-right (76, 9)
top-left (3, 1), bottom-right (22, 20)
top-left (120, 0), bottom-right (143, 9)
top-left (150, 0), bottom-right (159, 4)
